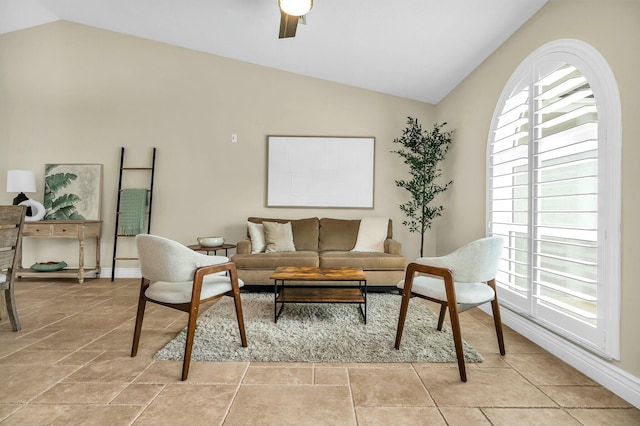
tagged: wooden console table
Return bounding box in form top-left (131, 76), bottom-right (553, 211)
top-left (17, 220), bottom-right (102, 284)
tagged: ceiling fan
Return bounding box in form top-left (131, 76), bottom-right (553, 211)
top-left (278, 0), bottom-right (313, 39)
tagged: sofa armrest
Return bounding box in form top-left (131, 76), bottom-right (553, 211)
top-left (236, 239), bottom-right (251, 254)
top-left (385, 238), bottom-right (402, 255)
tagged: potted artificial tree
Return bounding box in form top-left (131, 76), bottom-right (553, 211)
top-left (391, 117), bottom-right (453, 257)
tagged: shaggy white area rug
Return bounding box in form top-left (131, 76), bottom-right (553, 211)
top-left (154, 292), bottom-right (483, 363)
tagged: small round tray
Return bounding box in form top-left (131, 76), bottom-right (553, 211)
top-left (30, 261), bottom-right (67, 272)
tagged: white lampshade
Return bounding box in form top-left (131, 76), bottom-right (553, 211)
top-left (6, 170), bottom-right (36, 193)
top-left (279, 0), bottom-right (313, 16)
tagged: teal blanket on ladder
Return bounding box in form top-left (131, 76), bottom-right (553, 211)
top-left (120, 188), bottom-right (147, 236)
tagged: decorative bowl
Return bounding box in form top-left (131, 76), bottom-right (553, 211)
top-left (31, 261), bottom-right (67, 272)
top-left (197, 236), bottom-right (224, 247)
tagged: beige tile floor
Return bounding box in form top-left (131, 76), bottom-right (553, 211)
top-left (1, 279), bottom-right (639, 425)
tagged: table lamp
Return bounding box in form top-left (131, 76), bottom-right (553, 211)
top-left (6, 170), bottom-right (46, 221)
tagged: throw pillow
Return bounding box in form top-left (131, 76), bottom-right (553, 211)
top-left (352, 217), bottom-right (389, 252)
top-left (263, 221), bottom-right (296, 253)
top-left (247, 221), bottom-right (266, 254)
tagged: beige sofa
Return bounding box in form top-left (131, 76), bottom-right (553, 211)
top-left (231, 217), bottom-right (406, 287)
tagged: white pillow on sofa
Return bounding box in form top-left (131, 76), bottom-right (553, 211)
top-left (352, 217), bottom-right (389, 252)
top-left (263, 221), bottom-right (296, 253)
top-left (247, 221), bottom-right (266, 254)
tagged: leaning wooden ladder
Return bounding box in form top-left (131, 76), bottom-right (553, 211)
top-left (111, 147), bottom-right (157, 281)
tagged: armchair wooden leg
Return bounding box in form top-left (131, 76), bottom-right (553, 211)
top-left (4, 287), bottom-right (21, 332)
top-left (488, 279), bottom-right (506, 355)
top-left (182, 303), bottom-right (199, 381)
top-left (131, 291), bottom-right (147, 357)
top-left (394, 288), bottom-right (412, 349)
top-left (232, 291), bottom-right (247, 347)
top-left (443, 274), bottom-right (466, 382)
top-left (436, 304), bottom-right (447, 331)
top-left (447, 306), bottom-right (467, 382)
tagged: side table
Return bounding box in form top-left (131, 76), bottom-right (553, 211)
top-left (188, 243), bottom-right (236, 257)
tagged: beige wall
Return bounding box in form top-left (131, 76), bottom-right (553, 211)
top-left (0, 21), bottom-right (435, 267)
top-left (436, 0), bottom-right (640, 376)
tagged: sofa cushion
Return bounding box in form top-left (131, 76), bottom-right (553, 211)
top-left (318, 218), bottom-right (360, 251)
top-left (352, 217), bottom-right (389, 252)
top-left (263, 221), bottom-right (295, 253)
top-left (319, 218), bottom-right (395, 252)
top-left (232, 251), bottom-right (319, 269)
top-left (247, 221), bottom-right (266, 253)
top-left (319, 251), bottom-right (406, 270)
top-left (248, 217), bottom-right (319, 251)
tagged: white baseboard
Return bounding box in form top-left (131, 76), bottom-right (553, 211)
top-left (480, 305), bottom-right (640, 408)
top-left (100, 268), bottom-right (141, 279)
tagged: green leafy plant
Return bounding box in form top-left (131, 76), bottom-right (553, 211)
top-left (391, 117), bottom-right (453, 257)
top-left (44, 164), bottom-right (85, 220)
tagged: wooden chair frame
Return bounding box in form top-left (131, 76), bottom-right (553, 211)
top-left (131, 261), bottom-right (247, 380)
top-left (0, 205), bottom-right (26, 332)
top-left (395, 262), bottom-right (505, 382)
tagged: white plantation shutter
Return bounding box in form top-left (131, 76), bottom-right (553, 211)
top-left (490, 82), bottom-right (530, 311)
top-left (487, 40), bottom-right (621, 358)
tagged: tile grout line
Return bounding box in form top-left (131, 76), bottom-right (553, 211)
top-left (345, 366), bottom-right (360, 425)
top-left (219, 361), bottom-right (251, 425)
top-left (410, 362), bottom-right (448, 424)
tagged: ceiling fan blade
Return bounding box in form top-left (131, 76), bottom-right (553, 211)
top-left (279, 10), bottom-right (298, 38)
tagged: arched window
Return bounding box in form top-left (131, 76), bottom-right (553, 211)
top-left (486, 39), bottom-right (621, 358)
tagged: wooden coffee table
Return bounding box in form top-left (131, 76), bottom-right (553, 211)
top-left (270, 266), bottom-right (367, 323)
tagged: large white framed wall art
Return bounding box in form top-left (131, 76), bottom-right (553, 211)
top-left (267, 136), bottom-right (375, 208)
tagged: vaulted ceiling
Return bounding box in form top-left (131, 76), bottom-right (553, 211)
top-left (0, 0), bottom-right (548, 104)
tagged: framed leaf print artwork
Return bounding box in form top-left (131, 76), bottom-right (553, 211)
top-left (44, 164), bottom-right (103, 220)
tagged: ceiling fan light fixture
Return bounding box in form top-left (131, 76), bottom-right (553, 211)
top-left (279, 0), bottom-right (313, 17)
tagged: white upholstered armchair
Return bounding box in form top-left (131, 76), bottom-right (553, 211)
top-left (395, 236), bottom-right (505, 382)
top-left (132, 234), bottom-right (247, 380)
